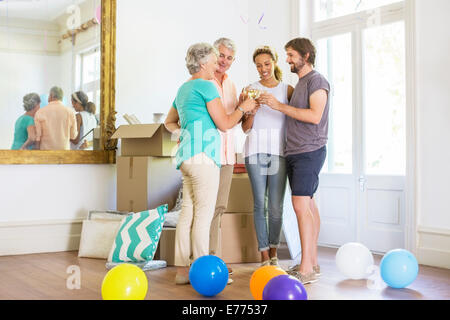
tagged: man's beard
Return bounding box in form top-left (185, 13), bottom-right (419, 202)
top-left (290, 57), bottom-right (306, 74)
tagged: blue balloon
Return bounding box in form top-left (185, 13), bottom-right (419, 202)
top-left (262, 275), bottom-right (308, 300)
top-left (189, 255), bottom-right (229, 297)
top-left (380, 249), bottom-right (419, 289)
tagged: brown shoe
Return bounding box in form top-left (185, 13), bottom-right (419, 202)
top-left (289, 264), bottom-right (321, 277)
top-left (175, 274), bottom-right (190, 285)
top-left (313, 265), bottom-right (321, 277)
top-left (289, 270), bottom-right (318, 285)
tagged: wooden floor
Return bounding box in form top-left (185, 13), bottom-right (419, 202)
top-left (0, 246), bottom-right (448, 300)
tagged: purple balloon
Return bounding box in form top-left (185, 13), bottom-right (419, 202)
top-left (262, 275), bottom-right (308, 300)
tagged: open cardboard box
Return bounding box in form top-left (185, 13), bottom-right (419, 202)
top-left (111, 123), bottom-right (177, 157)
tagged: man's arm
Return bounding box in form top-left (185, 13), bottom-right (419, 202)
top-left (258, 89), bottom-right (328, 125)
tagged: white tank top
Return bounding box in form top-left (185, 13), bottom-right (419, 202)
top-left (71, 111), bottom-right (98, 150)
top-left (243, 81), bottom-right (288, 157)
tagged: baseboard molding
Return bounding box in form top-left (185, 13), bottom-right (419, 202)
top-left (0, 219), bottom-right (83, 256)
top-left (416, 227), bottom-right (450, 269)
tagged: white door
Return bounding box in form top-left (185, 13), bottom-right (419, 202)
top-left (283, 3), bottom-right (408, 257)
top-left (315, 16), bottom-right (407, 254)
top-left (357, 20), bottom-right (407, 253)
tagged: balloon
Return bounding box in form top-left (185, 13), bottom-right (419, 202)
top-left (262, 275), bottom-right (308, 300)
top-left (380, 249), bottom-right (419, 289)
top-left (250, 265), bottom-right (287, 300)
top-left (336, 242), bottom-right (374, 279)
top-left (101, 264), bottom-right (148, 300)
top-left (189, 255), bottom-right (229, 297)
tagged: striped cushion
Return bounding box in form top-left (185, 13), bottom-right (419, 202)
top-left (108, 204), bottom-right (168, 263)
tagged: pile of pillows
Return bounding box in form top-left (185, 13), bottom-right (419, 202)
top-left (78, 204), bottom-right (168, 265)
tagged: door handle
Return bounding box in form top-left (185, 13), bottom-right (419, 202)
top-left (359, 176), bottom-right (366, 192)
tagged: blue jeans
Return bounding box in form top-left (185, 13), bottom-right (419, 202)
top-left (245, 154), bottom-right (287, 252)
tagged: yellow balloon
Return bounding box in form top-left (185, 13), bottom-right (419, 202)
top-left (101, 264), bottom-right (148, 300)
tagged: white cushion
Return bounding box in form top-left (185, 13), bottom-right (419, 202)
top-left (78, 219), bottom-right (122, 259)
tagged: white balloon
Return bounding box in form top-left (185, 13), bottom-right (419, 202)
top-left (336, 242), bottom-right (374, 280)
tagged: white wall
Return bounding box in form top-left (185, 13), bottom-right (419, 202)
top-left (0, 52), bottom-right (62, 149)
top-left (414, 0), bottom-right (450, 268)
top-left (115, 0), bottom-right (296, 125)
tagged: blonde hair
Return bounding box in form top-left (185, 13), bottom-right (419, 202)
top-left (252, 46), bottom-right (283, 81)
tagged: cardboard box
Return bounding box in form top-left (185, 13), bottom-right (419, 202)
top-left (111, 123), bottom-right (177, 157)
top-left (117, 156), bottom-right (181, 213)
top-left (219, 213), bottom-right (260, 263)
top-left (154, 227), bottom-right (176, 265)
top-left (226, 173), bottom-right (254, 213)
top-left (154, 214), bottom-right (260, 266)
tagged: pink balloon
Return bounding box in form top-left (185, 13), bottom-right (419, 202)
top-left (95, 5), bottom-right (101, 24)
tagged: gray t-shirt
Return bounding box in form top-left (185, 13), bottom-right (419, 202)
top-left (285, 70), bottom-right (330, 156)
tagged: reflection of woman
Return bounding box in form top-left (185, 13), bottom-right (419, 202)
top-left (11, 93), bottom-right (40, 150)
top-left (70, 91), bottom-right (98, 150)
top-left (241, 46), bottom-right (294, 267)
top-left (164, 43), bottom-right (256, 285)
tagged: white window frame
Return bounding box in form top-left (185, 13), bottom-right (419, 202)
top-left (296, 0), bottom-right (417, 252)
top-left (76, 45), bottom-right (101, 108)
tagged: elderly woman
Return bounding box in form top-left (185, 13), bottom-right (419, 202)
top-left (11, 93), bottom-right (40, 150)
top-left (70, 91), bottom-right (98, 150)
top-left (164, 42), bottom-right (256, 285)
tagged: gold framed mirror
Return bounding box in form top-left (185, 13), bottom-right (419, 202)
top-left (0, 0), bottom-right (116, 164)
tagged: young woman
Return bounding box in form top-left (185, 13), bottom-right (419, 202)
top-left (70, 91), bottom-right (98, 150)
top-left (242, 46), bottom-right (294, 267)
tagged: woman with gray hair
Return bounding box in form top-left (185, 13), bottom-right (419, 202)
top-left (11, 93), bottom-right (40, 150)
top-left (164, 42), bottom-right (256, 285)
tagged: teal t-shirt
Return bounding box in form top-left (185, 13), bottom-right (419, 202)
top-left (173, 79), bottom-right (221, 169)
top-left (11, 115), bottom-right (35, 150)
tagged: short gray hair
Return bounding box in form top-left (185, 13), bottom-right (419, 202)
top-left (214, 37), bottom-right (237, 54)
top-left (23, 93), bottom-right (40, 111)
top-left (49, 86), bottom-right (64, 101)
top-left (185, 43), bottom-right (217, 75)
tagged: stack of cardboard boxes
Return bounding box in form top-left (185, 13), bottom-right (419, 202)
top-left (112, 124), bottom-right (259, 265)
top-left (218, 171), bottom-right (260, 264)
top-left (111, 123), bottom-right (181, 213)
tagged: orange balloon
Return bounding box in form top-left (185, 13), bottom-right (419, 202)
top-left (250, 265), bottom-right (287, 300)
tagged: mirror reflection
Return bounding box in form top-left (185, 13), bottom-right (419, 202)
top-left (0, 0), bottom-right (102, 150)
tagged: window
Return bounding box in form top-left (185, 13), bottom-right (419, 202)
top-left (314, 0), bottom-right (403, 22)
top-left (76, 46), bottom-right (101, 116)
top-left (316, 33), bottom-right (353, 174)
top-left (312, 0), bottom-right (406, 176)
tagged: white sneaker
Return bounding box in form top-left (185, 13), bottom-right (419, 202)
top-left (270, 257), bottom-right (279, 267)
top-left (261, 260), bottom-right (270, 267)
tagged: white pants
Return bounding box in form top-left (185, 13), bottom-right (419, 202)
top-left (209, 165), bottom-right (234, 256)
top-left (174, 153), bottom-right (220, 267)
